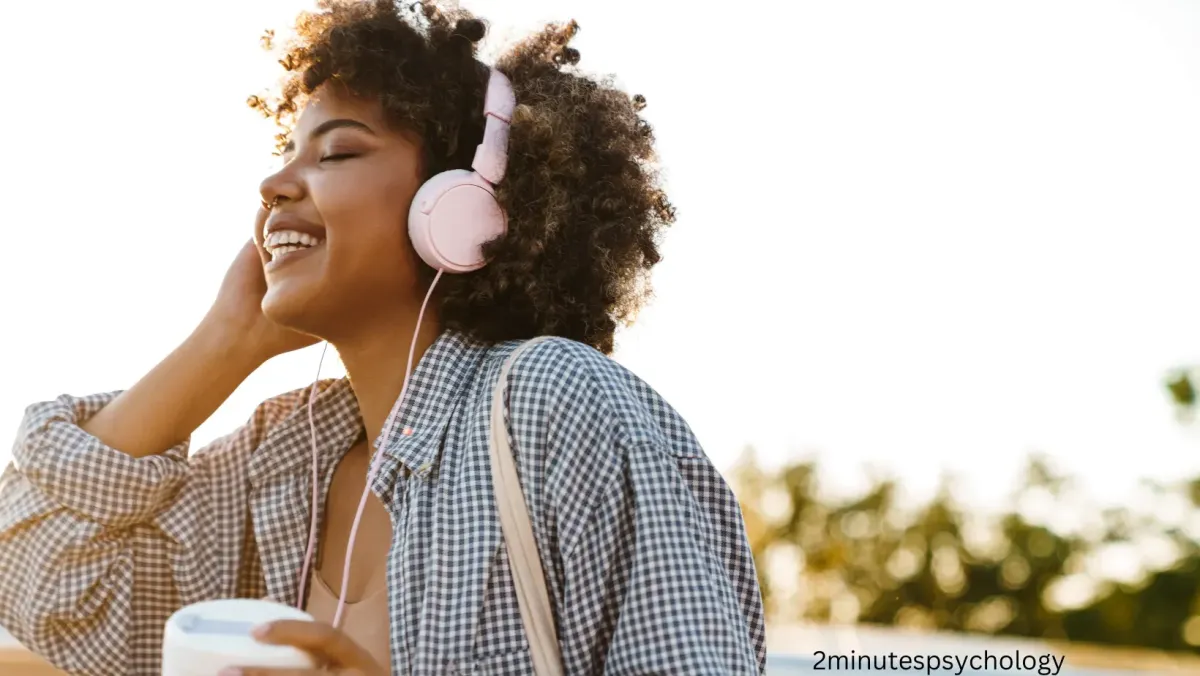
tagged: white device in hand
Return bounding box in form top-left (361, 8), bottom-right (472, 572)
top-left (162, 599), bottom-right (317, 676)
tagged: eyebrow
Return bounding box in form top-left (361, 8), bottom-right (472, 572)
top-left (282, 118), bottom-right (375, 154)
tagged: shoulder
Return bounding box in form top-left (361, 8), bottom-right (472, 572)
top-left (499, 336), bottom-right (703, 457)
top-left (495, 339), bottom-right (725, 557)
top-left (504, 337), bottom-right (641, 420)
top-left (506, 336), bottom-right (622, 390)
top-left (222, 377), bottom-right (354, 464)
top-left (253, 378), bottom-right (352, 430)
top-left (235, 377), bottom-right (359, 485)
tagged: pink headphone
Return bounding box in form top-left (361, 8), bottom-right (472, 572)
top-left (407, 67), bottom-right (515, 273)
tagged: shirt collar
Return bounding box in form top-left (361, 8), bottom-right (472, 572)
top-left (247, 377), bottom-right (362, 488)
top-left (372, 330), bottom-right (491, 477)
top-left (247, 330), bottom-right (490, 489)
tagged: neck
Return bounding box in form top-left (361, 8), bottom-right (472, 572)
top-left (332, 311), bottom-right (443, 452)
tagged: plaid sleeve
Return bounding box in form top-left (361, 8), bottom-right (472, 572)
top-left (10, 392), bottom-right (192, 528)
top-left (560, 444), bottom-right (763, 675)
top-left (0, 389), bottom-right (298, 675)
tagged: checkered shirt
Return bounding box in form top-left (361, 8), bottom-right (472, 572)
top-left (1, 331), bottom-right (766, 675)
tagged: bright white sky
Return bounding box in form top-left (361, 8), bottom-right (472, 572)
top-left (2, 0), bottom-right (1199, 512)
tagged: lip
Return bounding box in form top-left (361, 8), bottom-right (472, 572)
top-left (263, 213), bottom-right (326, 240)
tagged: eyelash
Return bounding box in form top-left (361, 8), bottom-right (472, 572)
top-left (320, 153), bottom-right (359, 162)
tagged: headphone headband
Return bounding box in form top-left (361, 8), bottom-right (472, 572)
top-left (472, 69), bottom-right (515, 185)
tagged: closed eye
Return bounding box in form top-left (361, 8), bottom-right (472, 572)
top-left (320, 153), bottom-right (359, 162)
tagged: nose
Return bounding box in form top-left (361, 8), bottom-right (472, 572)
top-left (259, 164), bottom-right (305, 212)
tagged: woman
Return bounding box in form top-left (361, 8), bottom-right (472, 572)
top-left (0, 1), bottom-right (765, 674)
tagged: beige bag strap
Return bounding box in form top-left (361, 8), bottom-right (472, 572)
top-left (488, 337), bottom-right (565, 676)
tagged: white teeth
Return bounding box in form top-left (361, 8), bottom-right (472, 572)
top-left (265, 229), bottom-right (324, 260)
top-left (265, 229), bottom-right (322, 248)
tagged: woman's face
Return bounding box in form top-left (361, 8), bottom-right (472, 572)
top-left (256, 83), bottom-right (425, 340)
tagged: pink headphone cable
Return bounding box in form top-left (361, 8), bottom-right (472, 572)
top-left (295, 341), bottom-right (331, 608)
top-left (293, 269), bottom-right (445, 629)
top-left (281, 67), bottom-right (511, 625)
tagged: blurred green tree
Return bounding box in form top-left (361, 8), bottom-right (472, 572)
top-left (730, 450), bottom-right (1200, 653)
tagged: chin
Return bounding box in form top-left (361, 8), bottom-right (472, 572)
top-left (261, 280), bottom-right (329, 337)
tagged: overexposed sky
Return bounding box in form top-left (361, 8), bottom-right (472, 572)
top-left (2, 0), bottom-right (1199, 511)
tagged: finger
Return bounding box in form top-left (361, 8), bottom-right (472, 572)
top-left (218, 669), bottom-right (330, 676)
top-left (226, 667), bottom-right (368, 676)
top-left (254, 205), bottom-right (269, 245)
top-left (252, 209), bottom-right (270, 263)
top-left (252, 620), bottom-right (377, 670)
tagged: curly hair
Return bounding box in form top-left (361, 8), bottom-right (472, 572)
top-left (248, 0), bottom-right (674, 354)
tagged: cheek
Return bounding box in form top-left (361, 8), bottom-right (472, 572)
top-left (316, 165), bottom-right (423, 275)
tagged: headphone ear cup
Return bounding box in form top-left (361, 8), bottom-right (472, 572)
top-left (408, 170), bottom-right (508, 273)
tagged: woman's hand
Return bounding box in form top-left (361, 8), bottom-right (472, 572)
top-left (202, 208), bottom-right (318, 365)
top-left (218, 620), bottom-right (386, 675)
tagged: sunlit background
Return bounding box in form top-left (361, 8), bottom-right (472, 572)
top-left (3, 0), bottom-right (1200, 671)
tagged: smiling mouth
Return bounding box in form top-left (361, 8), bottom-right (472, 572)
top-left (264, 229), bottom-right (325, 262)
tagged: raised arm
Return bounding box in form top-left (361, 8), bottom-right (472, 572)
top-left (0, 236), bottom-right (318, 675)
top-left (82, 238), bottom-right (316, 457)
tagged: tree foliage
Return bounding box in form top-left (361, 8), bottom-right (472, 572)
top-left (731, 449), bottom-right (1200, 653)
